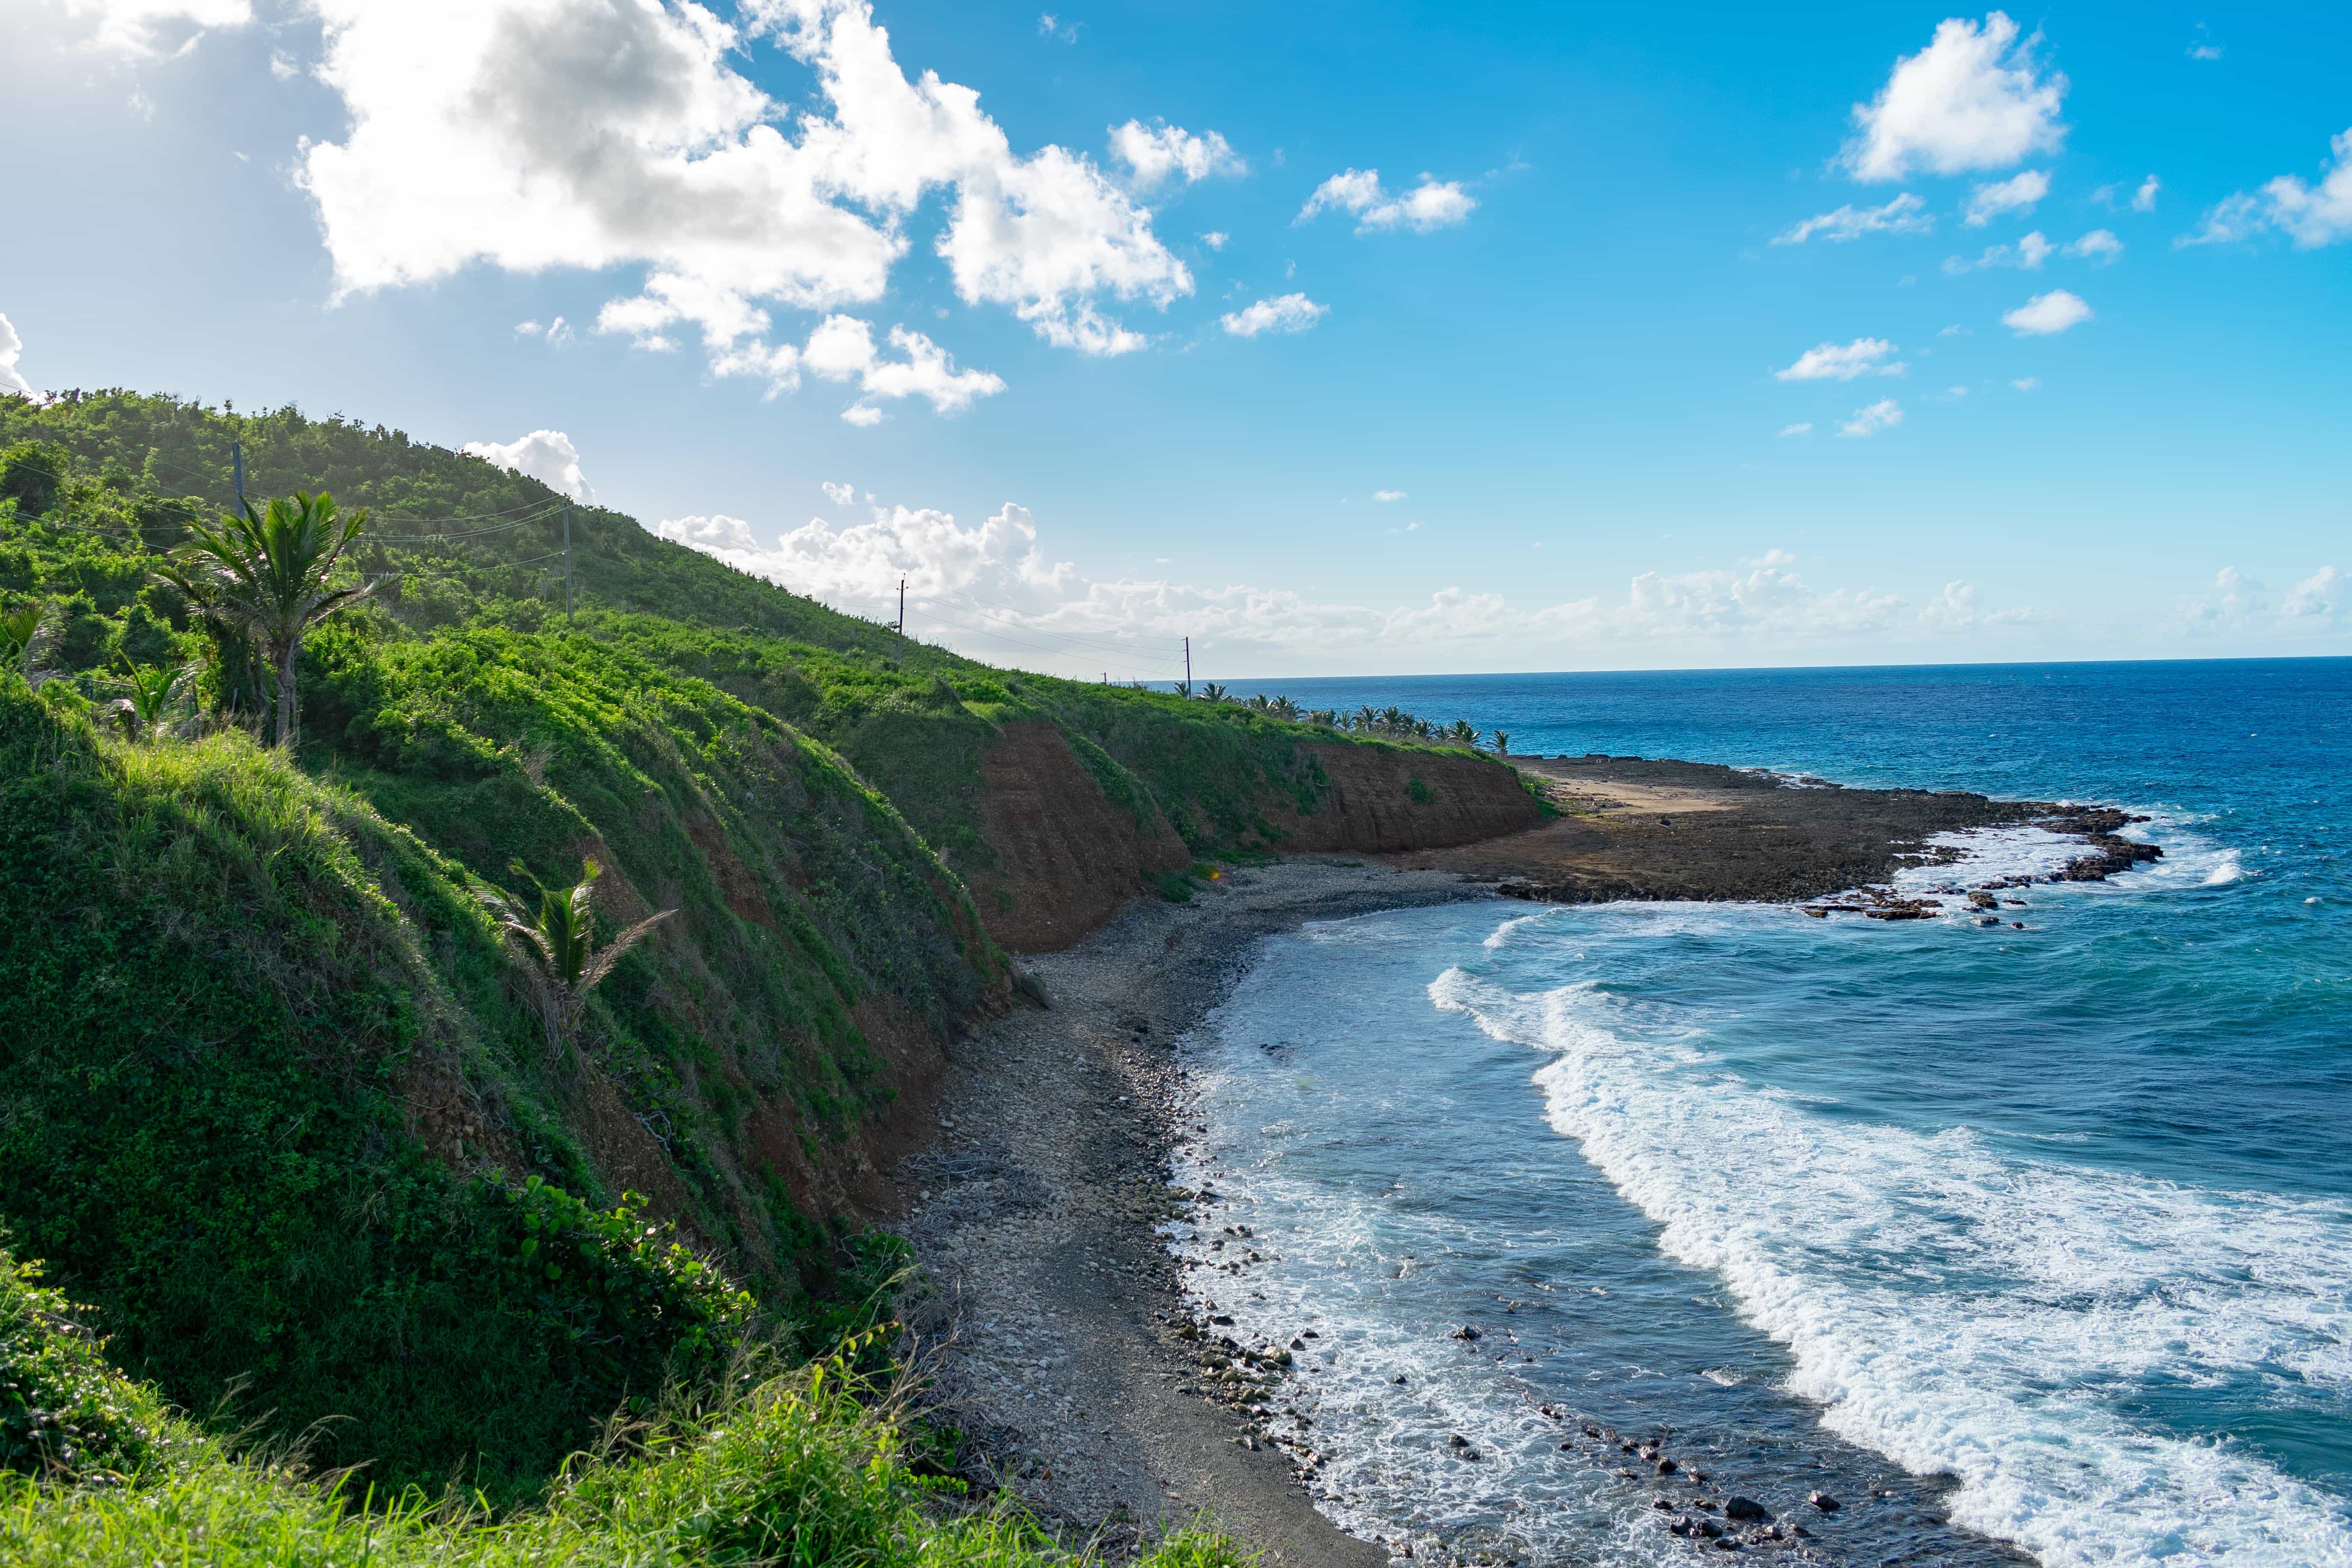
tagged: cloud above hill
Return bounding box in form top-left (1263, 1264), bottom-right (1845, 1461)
top-left (289, 0), bottom-right (1227, 407)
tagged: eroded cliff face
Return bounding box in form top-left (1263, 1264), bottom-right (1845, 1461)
top-left (962, 724), bottom-right (1540, 952)
top-left (1267, 744), bottom-right (1543, 853)
top-left (962, 721), bottom-right (1192, 953)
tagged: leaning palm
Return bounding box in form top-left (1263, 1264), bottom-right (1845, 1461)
top-left (102, 655), bottom-right (196, 742)
top-left (169, 492), bottom-right (373, 749)
top-left (476, 858), bottom-right (673, 1059)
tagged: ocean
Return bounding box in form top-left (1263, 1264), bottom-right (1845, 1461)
top-left (1169, 659), bottom-right (2352, 1567)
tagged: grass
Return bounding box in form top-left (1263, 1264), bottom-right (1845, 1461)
top-left (0, 1255), bottom-right (1254, 1568)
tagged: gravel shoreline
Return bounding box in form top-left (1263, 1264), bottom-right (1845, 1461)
top-left (898, 860), bottom-right (1476, 1565)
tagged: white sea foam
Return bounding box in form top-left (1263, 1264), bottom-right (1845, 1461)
top-left (2203, 849), bottom-right (2250, 886)
top-left (1432, 965), bottom-right (2352, 1567)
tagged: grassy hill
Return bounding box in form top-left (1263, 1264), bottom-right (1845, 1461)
top-left (0, 387), bottom-right (1536, 1545)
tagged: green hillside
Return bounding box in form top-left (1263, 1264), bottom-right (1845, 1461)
top-left (0, 386), bottom-right (1525, 1553)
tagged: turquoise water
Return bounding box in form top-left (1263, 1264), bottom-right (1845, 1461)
top-left (1174, 660), bottom-right (2351, 1566)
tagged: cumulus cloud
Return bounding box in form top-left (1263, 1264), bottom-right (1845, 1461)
top-left (295, 0), bottom-right (1198, 409)
top-left (2065, 228), bottom-right (2122, 261)
top-left (1297, 168), bottom-right (1476, 233)
top-left (1773, 191), bottom-right (1934, 244)
top-left (462, 428), bottom-right (594, 501)
top-left (2133, 175), bottom-right (2160, 212)
top-left (820, 480), bottom-right (855, 505)
top-left (2002, 288), bottom-right (2091, 334)
top-left (649, 501), bottom-right (2024, 666)
top-left (1842, 12), bottom-right (2067, 181)
top-left (1110, 119), bottom-right (1244, 189)
top-left (514, 315), bottom-right (576, 345)
top-left (1963, 167), bottom-right (2049, 226)
top-left (1219, 293), bottom-right (1326, 337)
top-left (0, 314), bottom-right (31, 399)
top-left (1838, 398), bottom-right (1904, 437)
top-left (2286, 565), bottom-right (2344, 620)
top-left (2182, 128), bottom-right (2352, 248)
top-left (1373, 490), bottom-right (1407, 502)
top-left (1199, 230), bottom-right (1228, 250)
top-left (1944, 229), bottom-right (2053, 271)
top-left (56, 0), bottom-right (251, 56)
top-left (1774, 337), bottom-right (1904, 382)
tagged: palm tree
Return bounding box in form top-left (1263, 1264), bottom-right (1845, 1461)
top-left (1200, 681), bottom-right (1229, 703)
top-left (1446, 719), bottom-right (1477, 745)
top-left (167, 492), bottom-right (374, 749)
top-left (1270, 696), bottom-right (1300, 721)
top-left (102, 656), bottom-right (195, 742)
top-left (1353, 704), bottom-right (1379, 733)
top-left (1493, 730), bottom-right (1511, 755)
top-left (0, 604), bottom-right (58, 687)
top-left (1308, 708), bottom-right (1336, 728)
top-left (475, 858), bottom-right (674, 1060)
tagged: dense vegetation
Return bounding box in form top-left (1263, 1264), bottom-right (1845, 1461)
top-left (0, 386), bottom-right (1511, 1556)
top-left (0, 1243), bottom-right (1249, 1568)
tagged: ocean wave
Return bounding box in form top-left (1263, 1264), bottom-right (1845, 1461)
top-left (1431, 964), bottom-right (2352, 1568)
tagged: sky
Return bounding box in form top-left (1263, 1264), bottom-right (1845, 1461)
top-left (5, 0), bottom-right (2349, 681)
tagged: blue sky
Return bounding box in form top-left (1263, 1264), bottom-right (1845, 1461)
top-left (7, 0), bottom-right (2349, 680)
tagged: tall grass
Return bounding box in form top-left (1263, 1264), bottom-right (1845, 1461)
top-left (0, 1333), bottom-right (1255, 1568)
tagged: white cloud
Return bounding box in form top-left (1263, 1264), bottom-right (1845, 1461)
top-left (1773, 191), bottom-right (1934, 244)
top-left (1036, 12), bottom-right (1076, 43)
top-left (1842, 12), bottom-right (2067, 181)
top-left (1778, 422), bottom-right (1814, 436)
top-left (2186, 39), bottom-right (2223, 63)
top-left (1945, 228), bottom-right (2053, 271)
top-left (2012, 376), bottom-right (2040, 391)
top-left (462, 428), bottom-right (594, 501)
top-left (1919, 579), bottom-right (2033, 630)
top-left (1838, 398), bottom-right (1904, 437)
top-left (759, 314), bottom-right (1004, 415)
top-left (1774, 337), bottom-right (1905, 382)
top-left (2133, 175), bottom-right (2160, 212)
top-left (514, 314), bottom-right (575, 345)
top-left (820, 480), bottom-right (855, 505)
top-left (1963, 167), bottom-right (2049, 226)
top-left (1938, 323), bottom-right (1969, 336)
top-left (1220, 293), bottom-right (1326, 337)
top-left (649, 502), bottom-right (2023, 665)
top-left (56, 0), bottom-right (251, 56)
top-left (840, 403), bottom-right (885, 427)
top-left (1110, 120), bottom-right (1244, 189)
top-left (1297, 168), bottom-right (1476, 233)
top-left (2182, 128), bottom-right (2352, 249)
top-left (1373, 489), bottom-right (1407, 502)
top-left (1199, 230), bottom-right (1228, 250)
top-left (0, 313), bottom-right (31, 399)
top-left (657, 499), bottom-right (1076, 610)
top-left (294, 0), bottom-right (1195, 411)
top-left (268, 48), bottom-right (297, 79)
top-left (2065, 228), bottom-right (2122, 262)
top-left (2286, 565), bottom-right (2343, 620)
top-left (2002, 288), bottom-right (2091, 335)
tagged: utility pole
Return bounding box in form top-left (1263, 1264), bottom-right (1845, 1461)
top-left (231, 440), bottom-right (246, 513)
top-left (564, 502), bottom-right (575, 625)
top-left (1183, 636), bottom-right (1191, 696)
top-left (897, 574), bottom-right (906, 637)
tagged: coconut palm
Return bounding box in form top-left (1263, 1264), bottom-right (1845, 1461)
top-left (1446, 719), bottom-right (1478, 745)
top-left (1493, 730), bottom-right (1511, 755)
top-left (1200, 682), bottom-right (1229, 703)
top-left (167, 492), bottom-right (374, 749)
top-left (1353, 704), bottom-right (1379, 732)
top-left (475, 858), bottom-right (674, 1060)
top-left (1270, 696), bottom-right (1300, 721)
top-left (102, 656), bottom-right (196, 742)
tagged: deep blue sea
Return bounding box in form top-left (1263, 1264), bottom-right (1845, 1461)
top-left (1170, 660), bottom-right (2351, 1568)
